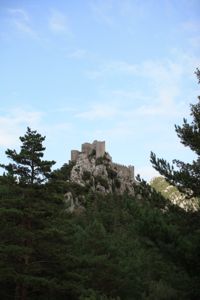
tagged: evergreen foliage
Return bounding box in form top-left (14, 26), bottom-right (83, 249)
top-left (0, 177), bottom-right (85, 300)
top-left (0, 127), bottom-right (55, 184)
top-left (0, 126), bottom-right (200, 299)
top-left (51, 161), bottom-right (75, 181)
top-left (0, 128), bottom-right (83, 299)
top-left (150, 69), bottom-right (200, 198)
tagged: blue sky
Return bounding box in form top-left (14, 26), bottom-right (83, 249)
top-left (0, 0), bottom-right (200, 181)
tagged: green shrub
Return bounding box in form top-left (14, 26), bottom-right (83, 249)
top-left (74, 166), bottom-right (80, 173)
top-left (88, 149), bottom-right (96, 160)
top-left (114, 178), bottom-right (121, 189)
top-left (107, 168), bottom-right (117, 179)
top-left (96, 157), bottom-right (104, 165)
top-left (82, 170), bottom-right (91, 181)
top-left (95, 175), bottom-right (109, 189)
top-left (66, 182), bottom-right (87, 196)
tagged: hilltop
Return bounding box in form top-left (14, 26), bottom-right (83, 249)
top-left (59, 140), bottom-right (135, 212)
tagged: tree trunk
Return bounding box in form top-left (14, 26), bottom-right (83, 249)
top-left (15, 216), bottom-right (32, 300)
top-left (15, 283), bottom-right (27, 300)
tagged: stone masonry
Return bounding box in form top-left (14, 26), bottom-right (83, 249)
top-left (70, 140), bottom-right (134, 181)
top-left (112, 163), bottom-right (135, 181)
top-left (71, 140), bottom-right (105, 161)
top-left (67, 141), bottom-right (135, 212)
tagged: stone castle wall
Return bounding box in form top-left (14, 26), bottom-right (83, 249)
top-left (96, 141), bottom-right (105, 158)
top-left (70, 141), bottom-right (134, 181)
top-left (71, 140), bottom-right (105, 161)
top-left (71, 150), bottom-right (80, 161)
top-left (112, 163), bottom-right (134, 180)
top-left (82, 143), bottom-right (93, 156)
top-left (128, 165), bottom-right (134, 179)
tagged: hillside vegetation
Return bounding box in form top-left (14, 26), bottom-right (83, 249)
top-left (0, 171), bottom-right (200, 300)
top-left (0, 70), bottom-right (200, 300)
top-left (0, 127), bottom-right (199, 300)
top-left (150, 176), bottom-right (200, 211)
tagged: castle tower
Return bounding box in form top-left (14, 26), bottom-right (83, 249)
top-left (81, 143), bottom-right (93, 156)
top-left (128, 165), bottom-right (135, 180)
top-left (71, 150), bottom-right (80, 161)
top-left (96, 141), bottom-right (105, 158)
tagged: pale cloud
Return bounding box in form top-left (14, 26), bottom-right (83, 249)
top-left (55, 106), bottom-right (77, 113)
top-left (44, 122), bottom-right (73, 134)
top-left (38, 121), bottom-right (73, 148)
top-left (135, 105), bottom-right (163, 116)
top-left (140, 60), bottom-right (183, 84)
top-left (95, 121), bottom-right (134, 139)
top-left (86, 58), bottom-right (184, 83)
top-left (86, 51), bottom-right (200, 118)
top-left (49, 10), bottom-right (70, 34)
top-left (189, 36), bottom-right (200, 49)
top-left (75, 103), bottom-right (119, 120)
top-left (136, 165), bottom-right (159, 182)
top-left (111, 89), bottom-right (148, 101)
top-left (135, 60), bottom-right (183, 115)
top-left (75, 86), bottom-right (184, 123)
top-left (135, 101), bottom-right (182, 117)
top-left (12, 108), bottom-right (42, 125)
top-left (90, 0), bottom-right (114, 26)
top-left (0, 108), bottom-right (43, 147)
top-left (67, 49), bottom-right (87, 59)
top-left (118, 0), bottom-right (148, 19)
top-left (8, 8), bottom-right (38, 38)
top-left (181, 20), bottom-right (200, 32)
top-left (89, 0), bottom-right (147, 27)
top-left (8, 8), bottom-right (29, 22)
top-left (86, 60), bottom-right (137, 79)
top-left (87, 49), bottom-right (198, 83)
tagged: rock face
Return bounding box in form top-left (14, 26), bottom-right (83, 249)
top-left (150, 176), bottom-right (200, 211)
top-left (70, 141), bottom-right (135, 196)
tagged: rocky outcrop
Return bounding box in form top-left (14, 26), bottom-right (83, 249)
top-left (150, 176), bottom-right (200, 211)
top-left (65, 141), bottom-right (135, 212)
top-left (70, 151), bottom-right (135, 196)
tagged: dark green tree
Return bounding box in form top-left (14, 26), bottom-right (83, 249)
top-left (150, 69), bottom-right (200, 198)
top-left (0, 128), bottom-right (85, 300)
top-left (0, 179), bottom-right (85, 300)
top-left (51, 161), bottom-right (75, 181)
top-left (0, 127), bottom-right (55, 184)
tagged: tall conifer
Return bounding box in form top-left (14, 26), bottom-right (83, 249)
top-left (0, 127), bottom-right (55, 184)
top-left (150, 69), bottom-right (200, 198)
top-left (0, 128), bottom-right (83, 300)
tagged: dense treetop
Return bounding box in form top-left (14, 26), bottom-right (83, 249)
top-left (0, 71), bottom-right (200, 299)
top-left (151, 69), bottom-right (200, 198)
top-left (0, 127), bottom-right (55, 185)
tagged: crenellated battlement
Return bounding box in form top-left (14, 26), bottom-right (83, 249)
top-left (69, 140), bottom-right (135, 198)
top-left (71, 140), bottom-right (105, 161)
top-left (112, 163), bottom-right (134, 180)
top-left (70, 140), bottom-right (134, 182)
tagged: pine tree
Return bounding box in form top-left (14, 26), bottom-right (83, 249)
top-left (0, 179), bottom-right (85, 300)
top-left (0, 127), bottom-right (55, 184)
top-left (0, 128), bottom-right (84, 300)
top-left (150, 69), bottom-right (200, 198)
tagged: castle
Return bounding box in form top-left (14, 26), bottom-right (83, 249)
top-left (71, 140), bottom-right (134, 181)
top-left (71, 140), bottom-right (105, 161)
